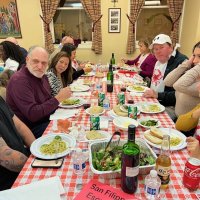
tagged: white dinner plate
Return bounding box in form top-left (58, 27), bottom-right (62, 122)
top-left (127, 85), bottom-right (147, 93)
top-left (30, 134), bottom-right (76, 159)
top-left (143, 128), bottom-right (187, 151)
top-left (70, 84), bottom-right (90, 92)
top-left (85, 107), bottom-right (105, 115)
top-left (108, 108), bottom-right (140, 119)
top-left (113, 116), bottom-right (139, 131)
top-left (81, 72), bottom-right (95, 77)
top-left (59, 97), bottom-right (86, 108)
top-left (119, 104), bottom-right (140, 113)
top-left (139, 102), bottom-right (165, 114)
top-left (78, 130), bottom-right (111, 143)
top-left (138, 117), bottom-right (161, 129)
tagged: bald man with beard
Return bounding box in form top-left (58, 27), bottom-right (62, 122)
top-left (49, 36), bottom-right (74, 63)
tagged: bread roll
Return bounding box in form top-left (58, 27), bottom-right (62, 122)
top-left (113, 105), bottom-right (128, 117)
top-left (150, 127), bottom-right (164, 139)
top-left (86, 130), bottom-right (104, 140)
top-left (144, 132), bottom-right (163, 144)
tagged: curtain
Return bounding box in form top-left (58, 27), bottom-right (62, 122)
top-left (40, 0), bottom-right (60, 53)
top-left (126, 0), bottom-right (144, 54)
top-left (81, 0), bottom-right (102, 54)
top-left (167, 0), bottom-right (184, 44)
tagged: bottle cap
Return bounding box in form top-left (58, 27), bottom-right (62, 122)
top-left (128, 124), bottom-right (135, 131)
top-left (150, 170), bottom-right (157, 178)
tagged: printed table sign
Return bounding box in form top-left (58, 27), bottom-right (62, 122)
top-left (74, 180), bottom-right (140, 200)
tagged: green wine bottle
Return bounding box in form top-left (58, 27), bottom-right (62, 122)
top-left (107, 64), bottom-right (114, 92)
top-left (110, 53), bottom-right (115, 65)
top-left (121, 124), bottom-right (140, 194)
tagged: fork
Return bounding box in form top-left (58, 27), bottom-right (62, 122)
top-left (54, 143), bottom-right (59, 164)
top-left (105, 131), bottom-right (121, 152)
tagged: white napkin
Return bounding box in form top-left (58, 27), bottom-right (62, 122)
top-left (100, 116), bottom-right (109, 129)
top-left (0, 176), bottom-right (65, 200)
top-left (73, 92), bottom-right (91, 97)
top-left (50, 109), bottom-right (78, 120)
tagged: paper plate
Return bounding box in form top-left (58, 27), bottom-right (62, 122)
top-left (113, 116), bottom-right (139, 131)
top-left (143, 128), bottom-right (186, 151)
top-left (59, 97), bottom-right (86, 108)
top-left (30, 134), bottom-right (76, 159)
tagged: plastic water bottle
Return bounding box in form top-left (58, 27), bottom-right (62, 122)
top-left (96, 81), bottom-right (102, 92)
top-left (72, 148), bottom-right (86, 175)
top-left (103, 97), bottom-right (110, 111)
top-left (144, 170), bottom-right (161, 200)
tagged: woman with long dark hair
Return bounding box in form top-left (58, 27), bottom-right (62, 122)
top-left (0, 41), bottom-right (26, 71)
top-left (61, 43), bottom-right (92, 80)
top-left (47, 51), bottom-right (73, 96)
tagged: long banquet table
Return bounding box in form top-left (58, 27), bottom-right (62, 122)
top-left (12, 74), bottom-right (199, 200)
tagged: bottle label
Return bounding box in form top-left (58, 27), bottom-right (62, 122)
top-left (126, 166), bottom-right (139, 177)
top-left (145, 185), bottom-right (159, 195)
top-left (156, 165), bottom-right (170, 185)
top-left (107, 80), bottom-right (111, 85)
top-left (73, 162), bottom-right (86, 170)
top-left (103, 102), bottom-right (110, 110)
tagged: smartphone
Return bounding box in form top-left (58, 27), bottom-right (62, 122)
top-left (31, 158), bottom-right (64, 168)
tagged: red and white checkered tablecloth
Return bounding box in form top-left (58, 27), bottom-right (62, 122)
top-left (13, 76), bottom-right (199, 200)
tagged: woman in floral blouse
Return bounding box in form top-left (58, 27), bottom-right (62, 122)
top-left (47, 51), bottom-right (73, 96)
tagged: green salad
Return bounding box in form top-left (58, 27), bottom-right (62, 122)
top-left (62, 98), bottom-right (80, 105)
top-left (140, 119), bottom-right (158, 127)
top-left (92, 144), bottom-right (155, 171)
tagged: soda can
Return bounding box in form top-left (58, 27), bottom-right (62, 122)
top-left (90, 115), bottom-right (100, 130)
top-left (183, 157), bottom-right (200, 191)
top-left (128, 105), bottom-right (137, 120)
top-left (117, 92), bottom-right (125, 105)
top-left (98, 92), bottom-right (105, 107)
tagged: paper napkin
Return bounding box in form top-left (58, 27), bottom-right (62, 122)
top-left (0, 176), bottom-right (65, 200)
top-left (50, 109), bottom-right (79, 120)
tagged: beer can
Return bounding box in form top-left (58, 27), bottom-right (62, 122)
top-left (128, 105), bottom-right (137, 120)
top-left (90, 115), bottom-right (100, 130)
top-left (98, 92), bottom-right (105, 107)
top-left (183, 157), bottom-right (200, 191)
top-left (117, 92), bottom-right (125, 105)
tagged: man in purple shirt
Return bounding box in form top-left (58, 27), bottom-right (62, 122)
top-left (6, 46), bottom-right (72, 138)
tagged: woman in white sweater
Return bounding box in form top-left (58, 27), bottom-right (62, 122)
top-left (164, 41), bottom-right (200, 117)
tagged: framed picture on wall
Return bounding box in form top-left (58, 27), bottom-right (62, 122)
top-left (0, 0), bottom-right (22, 39)
top-left (108, 8), bottom-right (121, 33)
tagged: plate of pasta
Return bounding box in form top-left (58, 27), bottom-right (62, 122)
top-left (139, 102), bottom-right (165, 114)
top-left (30, 134), bottom-right (76, 159)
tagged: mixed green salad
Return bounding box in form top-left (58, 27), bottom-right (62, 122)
top-left (92, 144), bottom-right (155, 171)
top-left (62, 98), bottom-right (80, 105)
top-left (140, 119), bottom-right (158, 127)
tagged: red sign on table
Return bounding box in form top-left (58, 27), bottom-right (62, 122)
top-left (74, 180), bottom-right (140, 200)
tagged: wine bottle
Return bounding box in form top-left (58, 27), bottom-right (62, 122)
top-left (110, 53), bottom-right (115, 65)
top-left (155, 134), bottom-right (171, 189)
top-left (121, 125), bottom-right (140, 194)
top-left (107, 64), bottom-right (114, 93)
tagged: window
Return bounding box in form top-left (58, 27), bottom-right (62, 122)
top-left (136, 0), bottom-right (171, 41)
top-left (53, 0), bottom-right (92, 44)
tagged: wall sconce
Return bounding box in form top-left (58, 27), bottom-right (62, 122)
top-left (111, 0), bottom-right (118, 7)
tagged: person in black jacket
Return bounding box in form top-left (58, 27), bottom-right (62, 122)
top-left (61, 43), bottom-right (92, 80)
top-left (0, 97), bottom-right (35, 190)
top-left (143, 34), bottom-right (188, 120)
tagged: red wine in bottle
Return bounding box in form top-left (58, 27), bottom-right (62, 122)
top-left (121, 125), bottom-right (140, 194)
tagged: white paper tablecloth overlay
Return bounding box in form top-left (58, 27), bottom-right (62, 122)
top-left (0, 176), bottom-right (65, 200)
top-left (50, 109), bottom-right (79, 120)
